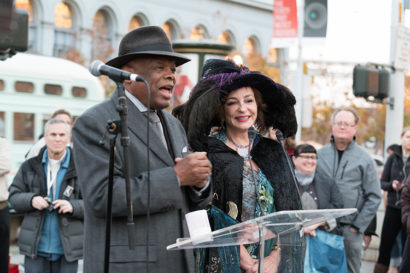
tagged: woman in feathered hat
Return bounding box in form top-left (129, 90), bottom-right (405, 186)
top-left (181, 59), bottom-right (303, 273)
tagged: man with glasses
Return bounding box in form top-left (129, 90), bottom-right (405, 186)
top-left (317, 107), bottom-right (381, 273)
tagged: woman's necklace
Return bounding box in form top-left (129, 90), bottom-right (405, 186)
top-left (226, 134), bottom-right (250, 158)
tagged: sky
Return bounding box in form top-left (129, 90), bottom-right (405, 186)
top-left (293, 0), bottom-right (394, 64)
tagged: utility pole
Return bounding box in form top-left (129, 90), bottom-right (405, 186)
top-left (385, 0), bottom-right (405, 154)
top-left (295, 0), bottom-right (305, 143)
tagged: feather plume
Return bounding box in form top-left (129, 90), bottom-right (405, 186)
top-left (182, 80), bottom-right (222, 151)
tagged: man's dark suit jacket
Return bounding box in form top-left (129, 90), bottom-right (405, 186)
top-left (73, 90), bottom-right (211, 273)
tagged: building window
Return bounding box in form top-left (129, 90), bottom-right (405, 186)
top-left (162, 23), bottom-right (172, 40)
top-left (162, 20), bottom-right (180, 41)
top-left (91, 9), bottom-right (114, 62)
top-left (14, 112), bottom-right (34, 141)
top-left (128, 13), bottom-right (148, 31)
top-left (15, 81), bottom-right (34, 93)
top-left (218, 31), bottom-right (235, 45)
top-left (128, 16), bottom-right (142, 31)
top-left (0, 112), bottom-right (5, 137)
top-left (0, 79), bottom-right (4, 91)
top-left (244, 38), bottom-right (257, 57)
top-left (72, 86), bottom-right (87, 97)
top-left (55, 2), bottom-right (72, 28)
top-left (16, 0), bottom-right (37, 52)
top-left (16, 0), bottom-right (32, 21)
top-left (44, 84), bottom-right (62, 95)
top-left (268, 47), bottom-right (278, 64)
top-left (190, 25), bottom-right (208, 40)
top-left (54, 2), bottom-right (75, 57)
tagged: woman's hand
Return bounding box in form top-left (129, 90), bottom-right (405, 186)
top-left (392, 180), bottom-right (404, 191)
top-left (303, 222), bottom-right (324, 236)
top-left (240, 245), bottom-right (258, 273)
top-left (249, 247), bottom-right (281, 273)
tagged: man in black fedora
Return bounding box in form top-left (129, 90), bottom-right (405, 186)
top-left (72, 26), bottom-right (212, 273)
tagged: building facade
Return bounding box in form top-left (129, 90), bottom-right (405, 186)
top-left (17, 0), bottom-right (280, 66)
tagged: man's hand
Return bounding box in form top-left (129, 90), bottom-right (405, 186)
top-left (363, 235), bottom-right (372, 250)
top-left (53, 200), bottom-right (73, 214)
top-left (349, 226), bottom-right (358, 233)
top-left (32, 196), bottom-right (50, 211)
top-left (174, 152), bottom-right (212, 188)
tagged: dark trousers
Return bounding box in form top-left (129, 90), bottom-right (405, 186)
top-left (25, 255), bottom-right (78, 273)
top-left (377, 206), bottom-right (407, 266)
top-left (399, 236), bottom-right (410, 273)
top-left (0, 207), bottom-right (10, 273)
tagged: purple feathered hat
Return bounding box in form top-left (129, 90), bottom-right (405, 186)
top-left (181, 59), bottom-right (297, 150)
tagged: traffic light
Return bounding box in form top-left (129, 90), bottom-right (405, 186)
top-left (353, 65), bottom-right (390, 100)
top-left (0, 9), bottom-right (29, 54)
top-left (304, 0), bottom-right (328, 38)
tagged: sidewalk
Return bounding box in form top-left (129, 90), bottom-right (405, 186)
top-left (10, 243), bottom-right (374, 273)
top-left (362, 260), bottom-right (376, 272)
top-left (9, 244), bottom-right (83, 273)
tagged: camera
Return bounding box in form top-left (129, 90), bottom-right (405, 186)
top-left (46, 199), bottom-right (55, 212)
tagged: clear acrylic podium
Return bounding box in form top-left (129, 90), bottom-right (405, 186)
top-left (167, 208), bottom-right (357, 272)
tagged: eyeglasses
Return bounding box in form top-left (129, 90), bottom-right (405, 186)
top-left (333, 122), bottom-right (356, 128)
top-left (297, 155), bottom-right (317, 160)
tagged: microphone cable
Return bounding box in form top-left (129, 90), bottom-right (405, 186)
top-left (145, 81), bottom-right (151, 273)
top-left (275, 130), bottom-right (302, 200)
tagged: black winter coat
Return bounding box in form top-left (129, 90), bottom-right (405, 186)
top-left (205, 135), bottom-right (301, 221)
top-left (8, 147), bottom-right (84, 261)
top-left (381, 145), bottom-right (410, 209)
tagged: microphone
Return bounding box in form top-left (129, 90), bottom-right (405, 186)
top-left (275, 130), bottom-right (302, 202)
top-left (89, 60), bottom-right (144, 82)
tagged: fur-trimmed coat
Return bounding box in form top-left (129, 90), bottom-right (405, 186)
top-left (204, 135), bottom-right (301, 221)
top-left (199, 135), bottom-right (303, 273)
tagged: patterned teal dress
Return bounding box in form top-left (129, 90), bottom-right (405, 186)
top-left (214, 129), bottom-right (277, 259)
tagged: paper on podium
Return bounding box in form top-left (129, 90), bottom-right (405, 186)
top-left (167, 208), bottom-right (356, 250)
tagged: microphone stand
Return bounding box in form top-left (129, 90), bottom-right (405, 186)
top-left (275, 130), bottom-right (304, 271)
top-left (102, 81), bottom-right (135, 273)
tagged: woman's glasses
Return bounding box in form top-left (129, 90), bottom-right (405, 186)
top-left (297, 155), bottom-right (317, 160)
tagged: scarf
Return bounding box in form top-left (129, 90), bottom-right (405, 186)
top-left (295, 169), bottom-right (315, 186)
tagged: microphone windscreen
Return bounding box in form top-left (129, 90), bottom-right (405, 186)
top-left (89, 60), bottom-right (103, 77)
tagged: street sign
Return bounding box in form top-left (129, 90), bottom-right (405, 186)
top-left (394, 25), bottom-right (410, 70)
top-left (272, 0), bottom-right (298, 48)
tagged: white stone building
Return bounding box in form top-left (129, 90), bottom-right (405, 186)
top-left (16, 0), bottom-right (281, 66)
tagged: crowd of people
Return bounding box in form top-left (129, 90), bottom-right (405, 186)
top-left (0, 25), bottom-right (410, 273)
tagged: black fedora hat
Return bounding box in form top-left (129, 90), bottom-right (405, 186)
top-left (106, 26), bottom-right (190, 68)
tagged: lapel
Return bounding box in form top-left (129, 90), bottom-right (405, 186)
top-left (119, 96), bottom-right (174, 166)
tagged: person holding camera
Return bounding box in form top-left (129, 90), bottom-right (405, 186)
top-left (9, 118), bottom-right (83, 273)
top-left (373, 126), bottom-right (410, 273)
